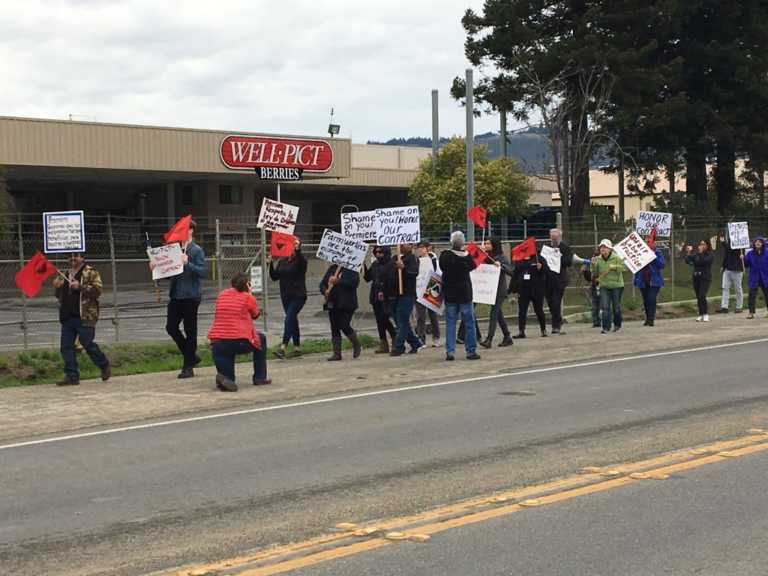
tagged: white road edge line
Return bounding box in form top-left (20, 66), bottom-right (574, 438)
top-left (1, 338), bottom-right (766, 451)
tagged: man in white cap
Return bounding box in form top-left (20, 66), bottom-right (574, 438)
top-left (590, 239), bottom-right (626, 334)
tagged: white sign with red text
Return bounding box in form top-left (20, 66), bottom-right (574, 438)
top-left (257, 198), bottom-right (300, 234)
top-left (614, 232), bottom-right (657, 274)
top-left (148, 243), bottom-right (184, 280)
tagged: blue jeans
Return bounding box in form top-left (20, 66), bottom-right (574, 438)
top-left (591, 287), bottom-right (601, 327)
top-left (211, 334), bottom-right (267, 383)
top-left (393, 295), bottom-right (422, 352)
top-left (282, 298), bottom-right (306, 346)
top-left (445, 302), bottom-right (477, 356)
top-left (60, 317), bottom-right (109, 380)
top-left (640, 286), bottom-right (660, 322)
top-left (600, 287), bottom-right (623, 331)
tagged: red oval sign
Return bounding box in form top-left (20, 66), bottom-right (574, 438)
top-left (220, 135), bottom-right (334, 173)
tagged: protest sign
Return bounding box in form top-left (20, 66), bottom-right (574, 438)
top-left (43, 211), bottom-right (85, 253)
top-left (250, 265), bottom-right (263, 293)
top-left (418, 272), bottom-right (444, 315)
top-left (416, 256), bottom-right (435, 299)
top-left (614, 231), bottom-right (657, 274)
top-left (147, 243), bottom-right (184, 280)
top-left (316, 229), bottom-right (369, 271)
top-left (470, 263), bottom-right (501, 305)
top-left (728, 222), bottom-right (750, 250)
top-left (257, 198), bottom-right (299, 234)
top-left (341, 210), bottom-right (377, 242)
top-left (540, 245), bottom-right (561, 274)
top-left (636, 211), bottom-right (673, 237)
top-left (375, 206), bottom-right (420, 245)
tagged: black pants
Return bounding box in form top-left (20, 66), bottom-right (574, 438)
top-left (166, 298), bottom-right (200, 369)
top-left (372, 301), bottom-right (396, 341)
top-left (545, 281), bottom-right (564, 330)
top-left (692, 276), bottom-right (711, 316)
top-left (518, 290), bottom-right (546, 334)
top-left (748, 280), bottom-right (768, 314)
top-left (329, 309), bottom-right (355, 340)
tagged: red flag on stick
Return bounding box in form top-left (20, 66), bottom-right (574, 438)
top-left (270, 231), bottom-right (296, 257)
top-left (467, 205), bottom-right (487, 229)
top-left (164, 215), bottom-right (192, 244)
top-left (466, 242), bottom-right (488, 268)
top-left (15, 252), bottom-right (59, 298)
top-left (512, 237), bottom-right (538, 261)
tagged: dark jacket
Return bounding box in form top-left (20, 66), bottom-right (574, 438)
top-left (510, 256), bottom-right (546, 295)
top-left (488, 251), bottom-right (512, 295)
top-left (744, 237), bottom-right (768, 289)
top-left (55, 264), bottom-right (103, 326)
top-left (320, 266), bottom-right (359, 312)
top-left (390, 252), bottom-right (420, 298)
top-left (363, 248), bottom-right (393, 305)
top-left (542, 240), bottom-right (574, 288)
top-left (439, 249), bottom-right (475, 304)
top-left (170, 241), bottom-right (206, 300)
top-left (685, 250), bottom-right (715, 282)
top-left (269, 248), bottom-right (307, 301)
top-left (721, 240), bottom-right (745, 272)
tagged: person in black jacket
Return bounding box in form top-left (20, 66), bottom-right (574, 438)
top-left (319, 264), bottom-right (362, 361)
top-left (480, 237), bottom-right (513, 347)
top-left (510, 253), bottom-right (548, 338)
top-left (389, 243), bottom-right (423, 356)
top-left (363, 246), bottom-right (397, 354)
top-left (684, 239), bottom-right (715, 322)
top-left (716, 231), bottom-right (745, 313)
top-left (543, 228), bottom-right (574, 334)
top-left (269, 236), bottom-right (307, 359)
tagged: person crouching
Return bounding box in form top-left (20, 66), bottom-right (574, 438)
top-left (207, 273), bottom-right (270, 392)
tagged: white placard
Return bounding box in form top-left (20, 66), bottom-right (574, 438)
top-left (257, 198), bottom-right (300, 234)
top-left (418, 272), bottom-right (444, 315)
top-left (316, 229), bottom-right (369, 271)
top-left (341, 210), bottom-right (377, 242)
top-left (416, 256), bottom-right (434, 299)
top-left (147, 243), bottom-right (184, 280)
top-left (470, 264), bottom-right (501, 305)
top-left (375, 206), bottom-right (420, 246)
top-left (250, 266), bottom-right (263, 293)
top-left (636, 211), bottom-right (673, 237)
top-left (540, 245), bottom-right (561, 274)
top-left (43, 211), bottom-right (85, 253)
top-left (614, 231), bottom-right (657, 274)
top-left (728, 222), bottom-right (750, 250)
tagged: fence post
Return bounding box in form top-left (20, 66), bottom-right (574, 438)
top-left (260, 226), bottom-right (269, 332)
top-left (670, 228), bottom-right (676, 301)
top-left (593, 214), bottom-right (598, 247)
top-left (215, 219), bottom-right (223, 294)
top-left (523, 219), bottom-right (527, 240)
top-left (107, 214), bottom-right (120, 342)
top-left (17, 214), bottom-right (29, 350)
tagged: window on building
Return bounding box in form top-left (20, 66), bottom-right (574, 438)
top-left (180, 185), bottom-right (200, 206)
top-left (218, 184), bottom-right (243, 205)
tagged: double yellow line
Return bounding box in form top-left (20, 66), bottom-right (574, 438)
top-left (167, 430), bottom-right (768, 576)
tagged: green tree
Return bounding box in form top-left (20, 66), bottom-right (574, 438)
top-left (409, 138), bottom-right (530, 225)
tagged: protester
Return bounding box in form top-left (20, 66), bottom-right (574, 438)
top-left (389, 243), bottom-right (423, 356)
top-left (717, 231), bottom-right (745, 313)
top-left (685, 240), bottom-right (715, 322)
top-left (363, 245), bottom-right (397, 353)
top-left (439, 231), bottom-right (481, 361)
top-left (744, 236), bottom-right (768, 319)
top-left (591, 239), bottom-right (625, 334)
top-left (480, 237), bottom-right (513, 347)
top-left (268, 236), bottom-right (307, 359)
top-left (207, 273), bottom-right (270, 392)
top-left (543, 228), bottom-right (574, 335)
top-left (581, 250), bottom-right (601, 328)
top-left (510, 251), bottom-right (547, 338)
top-left (633, 234), bottom-right (665, 327)
top-left (52, 252), bottom-right (111, 386)
top-left (320, 264), bottom-right (362, 361)
top-left (415, 240), bottom-right (441, 347)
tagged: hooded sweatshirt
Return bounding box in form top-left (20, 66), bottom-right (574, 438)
top-left (439, 249), bottom-right (475, 304)
top-left (363, 246), bottom-right (393, 305)
top-left (744, 236), bottom-right (768, 289)
top-left (591, 251), bottom-right (625, 289)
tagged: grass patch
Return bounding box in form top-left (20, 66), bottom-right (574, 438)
top-left (0, 335), bottom-right (377, 389)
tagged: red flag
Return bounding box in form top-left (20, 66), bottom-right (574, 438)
top-left (467, 205), bottom-right (487, 229)
top-left (270, 231), bottom-right (296, 257)
top-left (512, 237), bottom-right (537, 261)
top-left (647, 226), bottom-right (658, 249)
top-left (164, 215), bottom-right (192, 244)
top-left (466, 242), bottom-right (488, 268)
top-left (15, 252), bottom-right (59, 298)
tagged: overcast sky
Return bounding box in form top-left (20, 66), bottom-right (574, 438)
top-left (0, 0), bottom-right (513, 143)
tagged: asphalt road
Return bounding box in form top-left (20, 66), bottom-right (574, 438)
top-left (2, 340), bottom-right (768, 575)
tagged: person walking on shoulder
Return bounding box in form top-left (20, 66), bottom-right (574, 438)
top-left (510, 251), bottom-right (547, 338)
top-left (684, 240), bottom-right (715, 322)
top-left (415, 240), bottom-right (442, 347)
top-left (744, 236), bottom-right (768, 319)
top-left (717, 231), bottom-right (745, 314)
top-left (480, 237), bottom-right (513, 348)
top-left (363, 246), bottom-right (397, 353)
top-left (633, 234), bottom-right (665, 327)
top-left (543, 228), bottom-right (574, 335)
top-left (591, 239), bottom-right (625, 334)
top-left (320, 264), bottom-right (362, 361)
top-left (268, 236), bottom-right (307, 359)
top-left (389, 243), bottom-right (423, 356)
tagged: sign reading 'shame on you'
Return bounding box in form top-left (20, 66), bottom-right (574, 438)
top-left (375, 206), bottom-right (420, 246)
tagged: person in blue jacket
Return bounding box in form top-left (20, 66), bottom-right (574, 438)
top-left (745, 236), bottom-right (768, 319)
top-left (633, 234), bottom-right (665, 327)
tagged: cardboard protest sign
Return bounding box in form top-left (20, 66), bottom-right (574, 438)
top-left (257, 198), bottom-right (299, 234)
top-left (470, 263), bottom-right (501, 305)
top-left (728, 222), bottom-right (750, 250)
top-left (316, 229), bottom-right (369, 271)
top-left (416, 256), bottom-right (435, 299)
top-left (341, 211), bottom-right (377, 242)
top-left (375, 206), bottom-right (420, 245)
top-left (540, 245), bottom-right (561, 274)
top-left (147, 243), bottom-right (184, 280)
top-left (43, 211), bottom-right (85, 253)
top-left (614, 231), bottom-right (657, 274)
top-left (418, 272), bottom-right (444, 315)
top-left (250, 265), bottom-right (263, 293)
top-left (270, 231), bottom-right (296, 257)
top-left (636, 211), bottom-right (672, 237)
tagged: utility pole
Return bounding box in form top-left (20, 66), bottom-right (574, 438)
top-left (500, 109), bottom-right (508, 158)
top-left (466, 69), bottom-right (474, 241)
top-left (431, 90), bottom-right (439, 178)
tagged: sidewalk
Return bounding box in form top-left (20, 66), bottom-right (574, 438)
top-left (1, 315), bottom-right (767, 443)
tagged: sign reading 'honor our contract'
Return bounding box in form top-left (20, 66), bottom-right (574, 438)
top-left (375, 206), bottom-right (420, 246)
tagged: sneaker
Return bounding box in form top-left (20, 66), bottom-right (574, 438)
top-left (274, 348), bottom-right (287, 360)
top-left (498, 337), bottom-right (513, 347)
top-left (716, 308), bottom-right (729, 314)
top-left (702, 314), bottom-right (710, 322)
top-left (431, 339), bottom-right (441, 348)
top-left (215, 373), bottom-right (238, 392)
top-left (513, 333), bottom-right (526, 339)
top-left (56, 377), bottom-right (79, 386)
top-left (466, 353), bottom-right (481, 360)
top-left (178, 368), bottom-right (195, 379)
top-left (253, 378), bottom-right (272, 386)
top-left (695, 316), bottom-right (702, 322)
top-left (747, 313), bottom-right (755, 319)
top-left (445, 353), bottom-right (455, 361)
top-left (100, 364), bottom-right (111, 382)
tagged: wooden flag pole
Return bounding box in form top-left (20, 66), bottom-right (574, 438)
top-left (397, 245), bottom-right (404, 296)
top-left (325, 264), bottom-right (343, 302)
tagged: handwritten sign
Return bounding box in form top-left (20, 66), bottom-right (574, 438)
top-left (250, 266), bottom-right (263, 293)
top-left (636, 211), bottom-right (673, 237)
top-left (470, 264), bottom-right (501, 305)
top-left (728, 222), bottom-right (750, 250)
top-left (147, 243), bottom-right (184, 280)
top-left (257, 198), bottom-right (299, 234)
top-left (375, 206), bottom-right (420, 246)
top-left (316, 229), bottom-right (369, 271)
top-left (43, 211), bottom-right (85, 253)
top-left (341, 211), bottom-right (377, 242)
top-left (614, 231), bottom-right (656, 274)
top-left (540, 245), bottom-right (561, 274)
top-left (418, 272), bottom-right (444, 315)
